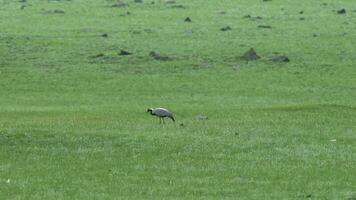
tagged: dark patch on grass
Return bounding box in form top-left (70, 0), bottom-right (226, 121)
top-left (170, 5), bottom-right (186, 9)
top-left (271, 55), bottom-right (290, 62)
top-left (244, 15), bottom-right (263, 20)
top-left (90, 53), bottom-right (105, 58)
top-left (118, 50), bottom-right (132, 56)
top-left (43, 9), bottom-right (65, 14)
top-left (143, 28), bottom-right (153, 33)
top-left (131, 30), bottom-right (141, 34)
top-left (149, 51), bottom-right (171, 61)
top-left (242, 48), bottom-right (260, 61)
top-left (337, 9), bottom-right (346, 14)
top-left (53, 9), bottom-right (65, 14)
top-left (112, 1), bottom-right (128, 8)
top-left (165, 0), bottom-right (176, 4)
top-left (184, 17), bottom-right (192, 22)
top-left (347, 196), bottom-right (356, 200)
top-left (101, 33), bottom-right (108, 37)
top-left (220, 26), bottom-right (232, 31)
top-left (119, 11), bottom-right (131, 16)
top-left (258, 25), bottom-right (272, 29)
top-left (253, 16), bottom-right (263, 20)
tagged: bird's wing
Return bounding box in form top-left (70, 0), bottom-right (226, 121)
top-left (153, 108), bottom-right (171, 116)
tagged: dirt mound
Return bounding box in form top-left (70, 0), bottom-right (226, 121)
top-left (118, 50), bottom-right (132, 56)
top-left (184, 17), bottom-right (192, 22)
top-left (242, 48), bottom-right (260, 61)
top-left (337, 9), bottom-right (346, 14)
top-left (271, 55), bottom-right (290, 62)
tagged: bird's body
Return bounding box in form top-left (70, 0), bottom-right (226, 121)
top-left (147, 107), bottom-right (175, 123)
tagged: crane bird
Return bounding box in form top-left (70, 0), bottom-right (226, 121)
top-left (147, 107), bottom-right (175, 123)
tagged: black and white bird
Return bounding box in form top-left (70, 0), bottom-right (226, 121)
top-left (147, 107), bottom-right (175, 123)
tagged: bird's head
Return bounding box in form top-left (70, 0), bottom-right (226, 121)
top-left (147, 108), bottom-right (153, 113)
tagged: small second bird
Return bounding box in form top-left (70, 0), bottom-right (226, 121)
top-left (147, 107), bottom-right (175, 123)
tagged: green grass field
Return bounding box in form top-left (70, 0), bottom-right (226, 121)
top-left (1, 0), bottom-right (356, 199)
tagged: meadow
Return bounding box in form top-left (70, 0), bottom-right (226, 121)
top-left (0, 0), bottom-right (356, 199)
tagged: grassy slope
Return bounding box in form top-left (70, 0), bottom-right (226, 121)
top-left (0, 0), bottom-right (355, 199)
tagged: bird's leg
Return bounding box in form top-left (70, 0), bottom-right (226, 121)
top-left (159, 118), bottom-right (161, 124)
top-left (163, 118), bottom-right (165, 124)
